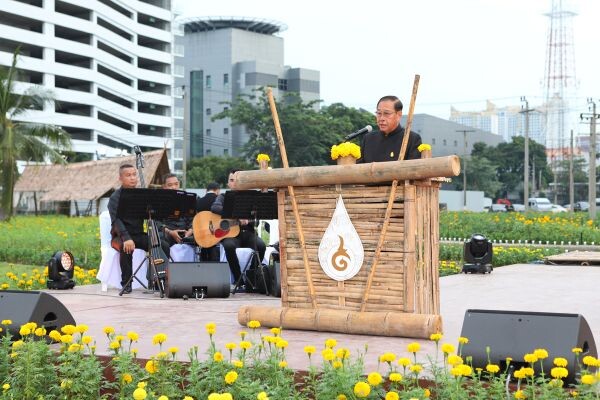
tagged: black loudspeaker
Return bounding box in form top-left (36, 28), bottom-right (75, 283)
top-left (268, 261), bottom-right (281, 298)
top-left (165, 262), bottom-right (230, 299)
top-left (460, 309), bottom-right (597, 383)
top-left (0, 290), bottom-right (76, 339)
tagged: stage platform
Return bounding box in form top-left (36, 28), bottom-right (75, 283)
top-left (46, 263), bottom-right (600, 372)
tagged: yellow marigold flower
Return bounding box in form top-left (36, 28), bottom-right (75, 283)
top-left (534, 348), bottom-right (549, 359)
top-left (34, 327), bottom-right (46, 337)
top-left (429, 332), bottom-right (443, 342)
top-left (336, 348), bottom-right (350, 359)
top-left (379, 352), bottom-right (396, 363)
top-left (225, 342), bottom-right (237, 351)
top-left (270, 327), bottom-right (281, 336)
top-left (109, 341), bottom-right (121, 350)
top-left (158, 396), bottom-right (168, 400)
top-left (441, 343), bottom-right (455, 354)
top-left (448, 354), bottom-right (463, 366)
top-left (450, 366), bottom-right (463, 377)
top-left (410, 364), bottom-right (423, 373)
top-left (407, 342), bottom-right (420, 353)
top-left (385, 392), bottom-right (400, 400)
top-left (458, 337), bottom-right (469, 344)
top-left (332, 360), bottom-right (343, 369)
top-left (524, 353), bottom-right (538, 363)
top-left (418, 143), bottom-right (432, 152)
top-left (131, 348), bottom-right (138, 355)
top-left (554, 357), bottom-right (568, 367)
top-left (81, 335), bottom-right (92, 345)
top-left (256, 153), bottom-right (270, 162)
top-left (103, 326), bottom-right (115, 335)
top-left (239, 341), bottom-right (252, 350)
top-left (581, 374), bottom-right (596, 385)
top-left (572, 347), bottom-right (583, 354)
top-left (424, 388), bottom-right (431, 398)
top-left (551, 367), bottom-right (569, 379)
top-left (278, 360), bottom-right (288, 368)
top-left (61, 324), bottom-right (76, 335)
top-left (304, 345), bottom-right (316, 355)
top-left (127, 331), bottom-right (139, 342)
top-left (224, 370), bottom-right (238, 384)
top-left (232, 360), bottom-right (244, 368)
top-left (275, 338), bottom-right (288, 349)
top-left (582, 356), bottom-right (597, 366)
top-left (208, 394), bottom-right (220, 400)
top-left (49, 330), bottom-right (61, 342)
top-left (152, 333), bottom-right (167, 345)
top-left (76, 324), bottom-right (88, 334)
top-left (247, 320), bottom-right (261, 329)
top-left (182, 397), bottom-right (193, 400)
top-left (325, 338), bottom-right (337, 348)
top-left (115, 335), bottom-right (125, 343)
top-left (257, 392), bottom-right (269, 400)
top-left (145, 360), bottom-right (158, 374)
top-left (522, 367), bottom-right (535, 377)
top-left (2, 383), bottom-right (10, 390)
top-left (459, 364), bottom-right (473, 376)
top-left (0, 320), bottom-right (10, 325)
top-left (337, 395), bottom-right (347, 400)
top-left (168, 346), bottom-right (179, 355)
top-left (68, 343), bottom-right (81, 352)
top-left (214, 351), bottom-right (224, 362)
top-left (331, 142), bottom-right (361, 160)
top-left (205, 322), bottom-right (216, 333)
top-left (513, 368), bottom-right (525, 379)
top-left (19, 326), bottom-right (31, 336)
top-left (133, 387), bottom-right (147, 400)
top-left (12, 340), bottom-right (24, 349)
top-left (61, 334), bottom-right (73, 344)
top-left (367, 372), bottom-right (383, 386)
top-left (122, 373), bottom-right (133, 384)
top-left (486, 364), bottom-right (500, 374)
top-left (397, 357), bottom-right (411, 367)
top-left (389, 372), bottom-right (402, 382)
top-left (322, 348), bottom-right (335, 361)
top-left (514, 389), bottom-right (527, 399)
top-left (353, 381), bottom-right (371, 398)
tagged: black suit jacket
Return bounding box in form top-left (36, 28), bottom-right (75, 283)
top-left (197, 192), bottom-right (218, 212)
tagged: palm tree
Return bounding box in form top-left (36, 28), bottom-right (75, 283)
top-left (0, 48), bottom-right (71, 220)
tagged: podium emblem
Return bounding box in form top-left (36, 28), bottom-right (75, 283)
top-left (318, 196), bottom-right (364, 281)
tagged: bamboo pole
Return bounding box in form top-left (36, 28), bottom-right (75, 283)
top-left (361, 75), bottom-right (420, 312)
top-left (266, 88), bottom-right (317, 308)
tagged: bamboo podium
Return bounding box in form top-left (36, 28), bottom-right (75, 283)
top-left (235, 156), bottom-right (460, 338)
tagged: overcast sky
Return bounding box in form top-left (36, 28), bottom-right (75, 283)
top-left (175, 0), bottom-right (599, 125)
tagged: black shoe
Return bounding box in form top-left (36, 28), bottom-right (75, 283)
top-left (123, 285), bottom-right (132, 294)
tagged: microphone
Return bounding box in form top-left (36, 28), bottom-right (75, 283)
top-left (132, 145), bottom-right (142, 155)
top-left (344, 125), bottom-right (373, 141)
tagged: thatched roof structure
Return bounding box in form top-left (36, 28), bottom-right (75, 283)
top-left (14, 149), bottom-right (170, 201)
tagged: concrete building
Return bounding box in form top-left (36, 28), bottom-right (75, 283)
top-left (401, 114), bottom-right (504, 158)
top-left (450, 101), bottom-right (545, 145)
top-left (0, 0), bottom-right (177, 163)
top-left (174, 17), bottom-right (320, 165)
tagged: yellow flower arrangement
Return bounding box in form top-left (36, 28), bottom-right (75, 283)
top-left (330, 142), bottom-right (361, 160)
top-left (417, 143), bottom-right (432, 152)
top-left (256, 154), bottom-right (270, 162)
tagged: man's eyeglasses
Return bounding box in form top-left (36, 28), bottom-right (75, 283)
top-left (375, 110), bottom-right (396, 118)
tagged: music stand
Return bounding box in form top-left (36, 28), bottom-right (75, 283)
top-left (222, 190), bottom-right (277, 295)
top-left (116, 188), bottom-right (197, 297)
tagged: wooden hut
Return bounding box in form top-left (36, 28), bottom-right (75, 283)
top-left (235, 156), bottom-right (460, 338)
top-left (13, 149), bottom-right (170, 216)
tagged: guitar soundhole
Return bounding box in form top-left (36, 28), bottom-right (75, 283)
top-left (220, 220), bottom-right (230, 230)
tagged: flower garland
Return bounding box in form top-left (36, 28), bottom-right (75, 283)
top-left (256, 154), bottom-right (270, 162)
top-left (418, 143), bottom-right (432, 152)
top-left (330, 142), bottom-right (361, 160)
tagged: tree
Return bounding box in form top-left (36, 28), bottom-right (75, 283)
top-left (186, 156), bottom-right (253, 188)
top-left (0, 49), bottom-right (71, 220)
top-left (454, 155), bottom-right (502, 198)
top-left (212, 89), bottom-right (374, 167)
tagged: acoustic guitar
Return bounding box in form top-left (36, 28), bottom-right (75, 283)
top-left (192, 211), bottom-right (241, 248)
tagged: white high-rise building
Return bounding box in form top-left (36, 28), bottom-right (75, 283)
top-left (0, 0), bottom-right (177, 164)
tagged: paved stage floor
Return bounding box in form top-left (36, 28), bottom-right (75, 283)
top-left (46, 263), bottom-right (600, 372)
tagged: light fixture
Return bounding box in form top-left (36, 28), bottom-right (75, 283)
top-left (462, 234), bottom-right (493, 274)
top-left (46, 251), bottom-right (76, 289)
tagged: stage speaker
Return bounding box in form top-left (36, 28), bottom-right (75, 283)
top-left (165, 262), bottom-right (230, 299)
top-left (0, 290), bottom-right (76, 340)
top-left (268, 261), bottom-right (281, 298)
top-left (460, 309), bottom-right (597, 383)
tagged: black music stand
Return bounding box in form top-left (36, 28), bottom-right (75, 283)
top-left (222, 190), bottom-right (277, 295)
top-left (116, 188), bottom-right (196, 297)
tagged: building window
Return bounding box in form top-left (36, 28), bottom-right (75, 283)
top-left (174, 44), bottom-right (184, 56)
top-left (174, 65), bottom-right (184, 76)
top-left (454, 140), bottom-right (458, 147)
top-left (206, 128), bottom-right (211, 136)
top-left (223, 106), bottom-right (229, 111)
top-left (431, 138), bottom-right (436, 145)
top-left (206, 75), bottom-right (211, 88)
top-left (223, 128), bottom-right (229, 135)
top-left (206, 149), bottom-right (211, 155)
top-left (206, 108), bottom-right (211, 116)
top-left (223, 149), bottom-right (229, 155)
top-left (278, 79), bottom-right (287, 90)
top-left (223, 73), bottom-right (229, 85)
top-left (443, 139), bottom-right (447, 146)
top-left (174, 107), bottom-right (183, 118)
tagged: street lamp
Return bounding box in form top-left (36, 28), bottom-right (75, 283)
top-left (457, 129), bottom-right (475, 210)
top-left (520, 96), bottom-right (534, 211)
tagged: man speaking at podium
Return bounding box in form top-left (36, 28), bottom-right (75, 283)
top-left (359, 95), bottom-right (422, 162)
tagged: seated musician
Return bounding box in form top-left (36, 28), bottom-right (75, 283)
top-left (158, 173), bottom-right (194, 259)
top-left (211, 169), bottom-right (266, 287)
top-left (196, 181), bottom-right (221, 261)
top-left (108, 164), bottom-right (148, 294)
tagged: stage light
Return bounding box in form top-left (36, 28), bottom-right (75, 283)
top-left (462, 234), bottom-right (493, 274)
top-left (46, 251), bottom-right (76, 289)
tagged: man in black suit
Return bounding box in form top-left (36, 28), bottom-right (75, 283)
top-left (197, 182), bottom-right (220, 261)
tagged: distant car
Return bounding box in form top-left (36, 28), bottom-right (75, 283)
top-left (574, 201), bottom-right (590, 212)
top-left (551, 204), bottom-right (568, 213)
top-left (528, 197), bottom-right (553, 212)
top-left (489, 204), bottom-right (508, 212)
top-left (511, 204), bottom-right (525, 212)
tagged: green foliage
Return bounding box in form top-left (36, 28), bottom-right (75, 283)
top-left (455, 155), bottom-right (503, 198)
top-left (186, 156), bottom-right (253, 189)
top-left (0, 216), bottom-right (100, 270)
top-left (0, 48), bottom-right (71, 220)
top-left (212, 89), bottom-right (374, 168)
